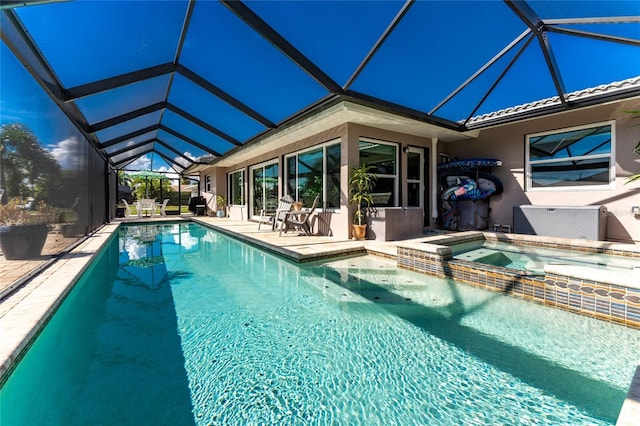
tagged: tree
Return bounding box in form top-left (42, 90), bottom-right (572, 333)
top-left (0, 123), bottom-right (62, 204)
top-left (130, 177), bottom-right (172, 200)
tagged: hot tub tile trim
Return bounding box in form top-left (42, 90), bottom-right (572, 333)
top-left (397, 237), bottom-right (640, 329)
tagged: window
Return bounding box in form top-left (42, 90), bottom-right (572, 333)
top-left (205, 174), bottom-right (211, 192)
top-left (526, 122), bottom-right (615, 190)
top-left (359, 139), bottom-right (398, 206)
top-left (406, 148), bottom-right (423, 208)
top-left (250, 161), bottom-right (278, 218)
top-left (228, 170), bottom-right (244, 205)
top-left (284, 140), bottom-right (341, 209)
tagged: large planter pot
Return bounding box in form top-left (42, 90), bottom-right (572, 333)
top-left (0, 224), bottom-right (49, 260)
top-left (60, 222), bottom-right (82, 238)
top-left (352, 224), bottom-right (367, 240)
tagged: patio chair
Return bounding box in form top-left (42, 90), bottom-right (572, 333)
top-left (280, 195), bottom-right (320, 236)
top-left (122, 199), bottom-right (139, 218)
top-left (261, 195), bottom-right (294, 231)
top-left (274, 195), bottom-right (295, 230)
top-left (159, 198), bottom-right (170, 216)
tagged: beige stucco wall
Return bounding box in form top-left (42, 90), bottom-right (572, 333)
top-left (345, 123), bottom-right (434, 239)
top-left (199, 124), bottom-right (348, 234)
top-left (196, 99), bottom-right (640, 242)
top-left (198, 122), bottom-right (435, 239)
top-left (200, 168), bottom-right (227, 212)
top-left (444, 99), bottom-right (640, 243)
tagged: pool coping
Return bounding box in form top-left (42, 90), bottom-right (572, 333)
top-left (191, 217), bottom-right (367, 262)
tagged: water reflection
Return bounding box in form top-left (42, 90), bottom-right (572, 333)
top-left (119, 226), bottom-right (167, 289)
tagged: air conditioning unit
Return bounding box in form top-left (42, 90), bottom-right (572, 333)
top-left (513, 205), bottom-right (608, 240)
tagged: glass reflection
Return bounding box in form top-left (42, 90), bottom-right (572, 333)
top-left (1, 43), bottom-right (94, 263)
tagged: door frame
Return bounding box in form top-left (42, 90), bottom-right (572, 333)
top-left (249, 159), bottom-right (279, 220)
top-left (406, 146), bottom-right (429, 226)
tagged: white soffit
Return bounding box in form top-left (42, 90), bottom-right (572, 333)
top-left (214, 101), bottom-right (478, 167)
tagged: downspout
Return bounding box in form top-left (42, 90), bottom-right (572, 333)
top-left (431, 137), bottom-right (439, 227)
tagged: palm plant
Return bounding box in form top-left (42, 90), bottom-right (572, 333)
top-left (349, 163), bottom-right (376, 226)
top-left (215, 194), bottom-right (226, 216)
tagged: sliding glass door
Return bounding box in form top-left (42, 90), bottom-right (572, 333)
top-left (250, 161), bottom-right (279, 219)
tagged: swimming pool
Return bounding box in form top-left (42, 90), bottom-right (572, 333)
top-left (1, 222), bottom-right (638, 425)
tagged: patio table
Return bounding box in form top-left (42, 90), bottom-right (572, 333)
top-left (137, 199), bottom-right (157, 217)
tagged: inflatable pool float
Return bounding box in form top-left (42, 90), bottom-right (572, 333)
top-left (439, 170), bottom-right (503, 196)
top-left (437, 158), bottom-right (502, 171)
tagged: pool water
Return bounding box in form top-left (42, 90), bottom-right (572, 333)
top-left (451, 240), bottom-right (638, 274)
top-left (1, 223), bottom-right (638, 425)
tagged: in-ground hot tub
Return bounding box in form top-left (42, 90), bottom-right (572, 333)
top-left (397, 231), bottom-right (640, 329)
top-left (450, 239), bottom-right (639, 275)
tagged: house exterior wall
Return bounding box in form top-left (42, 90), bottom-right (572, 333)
top-left (444, 99), bottom-right (640, 243)
top-left (347, 123), bottom-right (435, 239)
top-left (199, 124), bottom-right (347, 232)
top-left (197, 122), bottom-right (436, 240)
top-left (196, 98), bottom-right (639, 243)
top-left (201, 168), bottom-right (227, 214)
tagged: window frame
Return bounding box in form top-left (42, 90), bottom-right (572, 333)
top-left (284, 138), bottom-right (341, 212)
top-left (204, 174), bottom-right (212, 193)
top-left (228, 169), bottom-right (244, 206)
top-left (249, 159), bottom-right (279, 220)
top-left (525, 121), bottom-right (616, 192)
top-left (359, 137), bottom-right (399, 206)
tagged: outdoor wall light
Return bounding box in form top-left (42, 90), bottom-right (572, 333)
top-left (402, 146), bottom-right (410, 154)
top-left (632, 206), bottom-right (640, 215)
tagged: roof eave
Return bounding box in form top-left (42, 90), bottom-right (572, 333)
top-left (466, 88), bottom-right (640, 130)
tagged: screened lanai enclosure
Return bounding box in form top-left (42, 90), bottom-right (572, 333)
top-left (1, 0), bottom-right (639, 288)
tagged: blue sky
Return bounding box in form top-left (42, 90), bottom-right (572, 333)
top-left (1, 0), bottom-right (639, 172)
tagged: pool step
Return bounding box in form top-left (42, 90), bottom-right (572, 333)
top-left (454, 249), bottom-right (507, 263)
top-left (303, 261), bottom-right (428, 307)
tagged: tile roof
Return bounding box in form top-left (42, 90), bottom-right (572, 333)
top-left (466, 76), bottom-right (640, 127)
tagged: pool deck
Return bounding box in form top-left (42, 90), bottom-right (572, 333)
top-left (190, 216), bottom-right (408, 261)
top-left (1, 215), bottom-right (639, 424)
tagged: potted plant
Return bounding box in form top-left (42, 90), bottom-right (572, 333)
top-left (0, 197), bottom-right (60, 259)
top-left (215, 195), bottom-right (226, 218)
top-left (349, 163), bottom-right (376, 240)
